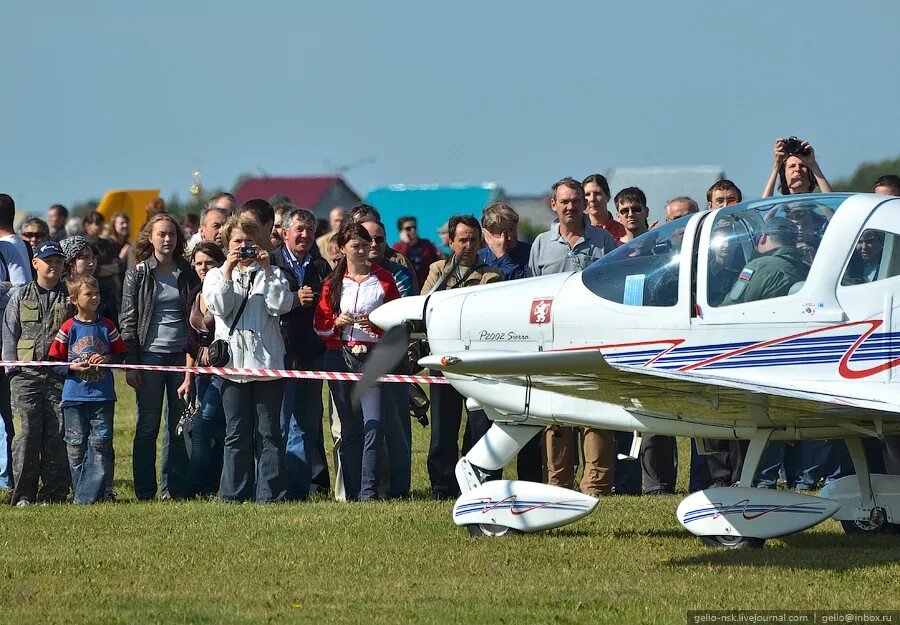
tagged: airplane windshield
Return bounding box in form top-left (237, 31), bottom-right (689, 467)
top-left (708, 194), bottom-right (846, 307)
top-left (581, 194), bottom-right (849, 309)
top-left (581, 219), bottom-right (687, 307)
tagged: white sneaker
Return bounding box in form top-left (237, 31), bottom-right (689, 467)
top-left (15, 499), bottom-right (32, 507)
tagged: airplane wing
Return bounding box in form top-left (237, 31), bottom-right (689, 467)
top-left (420, 349), bottom-right (900, 430)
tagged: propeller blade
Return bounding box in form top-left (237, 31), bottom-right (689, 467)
top-left (351, 320), bottom-right (413, 406)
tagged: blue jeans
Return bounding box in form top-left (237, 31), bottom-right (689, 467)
top-left (0, 370), bottom-right (12, 490)
top-left (132, 351), bottom-right (189, 500)
top-left (219, 378), bottom-right (287, 503)
top-left (755, 440), bottom-right (834, 489)
top-left (689, 439), bottom-right (711, 492)
top-left (789, 441), bottom-right (831, 490)
top-left (326, 349), bottom-right (383, 501)
top-left (63, 401), bottom-right (114, 504)
top-left (187, 374), bottom-right (225, 497)
top-left (614, 431), bottom-right (642, 495)
top-left (382, 382), bottom-right (411, 498)
top-left (0, 411), bottom-right (8, 490)
top-left (819, 438), bottom-right (885, 484)
top-left (755, 441), bottom-right (787, 488)
top-left (280, 363), bottom-right (328, 500)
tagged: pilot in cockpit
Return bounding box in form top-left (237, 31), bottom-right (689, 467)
top-left (707, 220), bottom-right (745, 306)
top-left (721, 218), bottom-right (808, 305)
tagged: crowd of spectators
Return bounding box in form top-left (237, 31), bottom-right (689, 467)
top-left (1, 137), bottom-right (899, 506)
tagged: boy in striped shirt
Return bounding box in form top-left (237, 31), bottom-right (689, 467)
top-left (49, 276), bottom-right (126, 504)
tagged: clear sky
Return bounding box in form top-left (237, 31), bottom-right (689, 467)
top-left (2, 1), bottom-right (898, 216)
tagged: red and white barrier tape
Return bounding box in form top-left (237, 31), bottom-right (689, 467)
top-left (1, 361), bottom-right (450, 384)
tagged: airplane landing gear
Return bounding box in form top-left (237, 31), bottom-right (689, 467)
top-left (466, 524), bottom-right (521, 537)
top-left (677, 430), bottom-right (841, 547)
top-left (453, 423), bottom-right (599, 535)
top-left (699, 535), bottom-right (765, 549)
top-left (839, 507), bottom-right (898, 534)
top-left (820, 438), bottom-right (900, 536)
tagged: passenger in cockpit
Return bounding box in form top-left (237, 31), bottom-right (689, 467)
top-left (856, 229), bottom-right (884, 282)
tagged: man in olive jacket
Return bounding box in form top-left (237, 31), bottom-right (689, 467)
top-left (721, 217), bottom-right (808, 306)
top-left (423, 215), bottom-right (502, 500)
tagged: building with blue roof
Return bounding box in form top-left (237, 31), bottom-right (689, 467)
top-left (365, 183), bottom-right (501, 245)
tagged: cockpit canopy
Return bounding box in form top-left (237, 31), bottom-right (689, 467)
top-left (581, 194), bottom-right (847, 308)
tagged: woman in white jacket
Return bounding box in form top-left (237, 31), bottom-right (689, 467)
top-left (203, 213), bottom-right (293, 502)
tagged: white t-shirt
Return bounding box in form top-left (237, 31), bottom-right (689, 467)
top-left (0, 235), bottom-right (33, 296)
top-left (0, 233), bottom-right (35, 348)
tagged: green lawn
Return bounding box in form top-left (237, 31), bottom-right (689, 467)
top-left (1, 374), bottom-right (898, 624)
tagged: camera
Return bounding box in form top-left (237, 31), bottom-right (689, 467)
top-left (783, 136), bottom-right (810, 156)
top-left (239, 246), bottom-right (257, 259)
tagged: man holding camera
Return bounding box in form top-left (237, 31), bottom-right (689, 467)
top-left (762, 137), bottom-right (832, 198)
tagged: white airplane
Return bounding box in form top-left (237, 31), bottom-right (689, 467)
top-left (363, 192), bottom-right (900, 548)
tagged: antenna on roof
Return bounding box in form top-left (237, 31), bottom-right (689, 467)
top-left (324, 155), bottom-right (376, 174)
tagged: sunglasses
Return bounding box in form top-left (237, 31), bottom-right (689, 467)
top-left (402, 225), bottom-right (417, 231)
top-left (370, 236), bottom-right (386, 244)
top-left (618, 206), bottom-right (645, 215)
top-left (21, 231), bottom-right (48, 239)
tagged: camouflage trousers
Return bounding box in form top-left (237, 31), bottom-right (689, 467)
top-left (10, 372), bottom-right (68, 505)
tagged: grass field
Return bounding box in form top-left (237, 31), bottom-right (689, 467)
top-left (1, 374), bottom-right (899, 624)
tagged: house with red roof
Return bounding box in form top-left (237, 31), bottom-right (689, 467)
top-left (233, 175), bottom-right (360, 220)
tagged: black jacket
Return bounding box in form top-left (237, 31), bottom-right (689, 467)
top-left (119, 255), bottom-right (199, 364)
top-left (272, 244), bottom-right (331, 366)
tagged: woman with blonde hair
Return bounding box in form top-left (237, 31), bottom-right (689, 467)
top-left (203, 213), bottom-right (293, 502)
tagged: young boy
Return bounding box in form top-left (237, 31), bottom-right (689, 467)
top-left (49, 275), bottom-right (126, 504)
top-left (1, 240), bottom-right (72, 506)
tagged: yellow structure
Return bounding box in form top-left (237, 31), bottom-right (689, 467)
top-left (95, 189), bottom-right (159, 242)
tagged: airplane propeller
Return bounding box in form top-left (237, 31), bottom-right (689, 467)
top-left (352, 319), bottom-right (414, 406)
top-left (353, 258), bottom-right (463, 406)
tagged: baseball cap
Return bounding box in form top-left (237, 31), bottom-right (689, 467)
top-left (33, 240), bottom-right (64, 260)
top-left (762, 217), bottom-right (799, 246)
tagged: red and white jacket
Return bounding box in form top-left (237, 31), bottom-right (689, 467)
top-left (314, 264), bottom-right (401, 350)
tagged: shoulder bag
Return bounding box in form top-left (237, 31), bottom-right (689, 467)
top-left (207, 270), bottom-right (258, 368)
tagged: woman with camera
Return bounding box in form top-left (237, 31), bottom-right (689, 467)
top-left (202, 213), bottom-right (293, 502)
top-left (121, 213), bottom-right (199, 500)
top-left (314, 221), bottom-right (400, 501)
top-left (762, 137), bottom-right (833, 198)
top-left (176, 241), bottom-right (227, 497)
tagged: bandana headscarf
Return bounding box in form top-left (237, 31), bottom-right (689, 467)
top-left (61, 236), bottom-right (91, 264)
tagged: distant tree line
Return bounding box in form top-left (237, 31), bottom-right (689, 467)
top-left (832, 155), bottom-right (900, 192)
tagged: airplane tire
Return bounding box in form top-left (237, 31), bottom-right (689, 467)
top-left (840, 520), bottom-right (900, 535)
top-left (466, 523), bottom-right (521, 537)
top-left (699, 535), bottom-right (766, 549)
